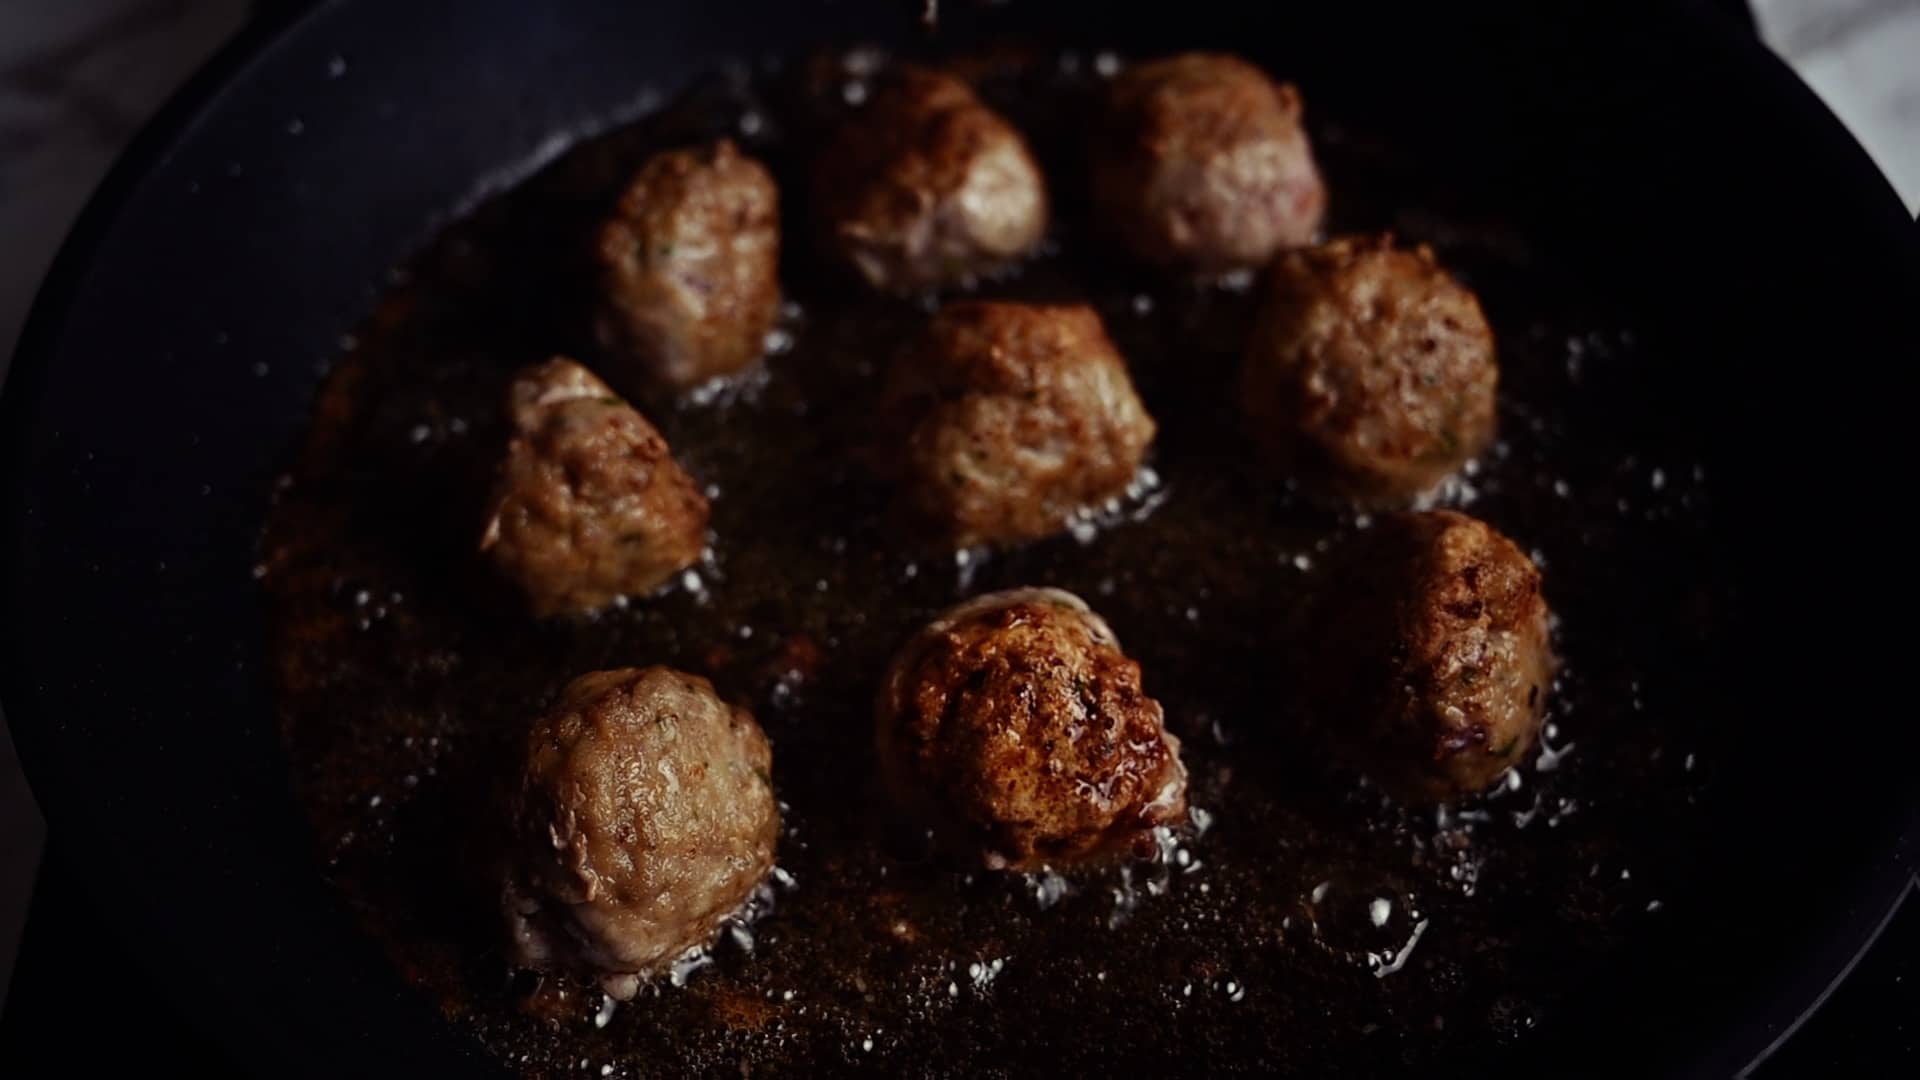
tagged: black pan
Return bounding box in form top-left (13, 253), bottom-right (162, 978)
top-left (2, 1), bottom-right (1915, 1075)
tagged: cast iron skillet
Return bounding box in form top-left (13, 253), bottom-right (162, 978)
top-left (2, 1), bottom-right (1915, 1075)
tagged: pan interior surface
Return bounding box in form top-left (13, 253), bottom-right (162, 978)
top-left (261, 37), bottom-right (1729, 1077)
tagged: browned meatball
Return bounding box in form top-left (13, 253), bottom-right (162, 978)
top-left (501, 666), bottom-right (778, 999)
top-left (814, 66), bottom-right (1047, 292)
top-left (876, 588), bottom-right (1188, 870)
top-left (881, 301), bottom-right (1156, 548)
top-left (594, 139), bottom-right (781, 391)
top-left (1241, 235), bottom-right (1498, 505)
top-left (1306, 511), bottom-right (1552, 803)
top-left (480, 358), bottom-right (709, 617)
top-left (1092, 53), bottom-right (1326, 274)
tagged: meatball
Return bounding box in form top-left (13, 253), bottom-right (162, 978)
top-left (881, 301), bottom-right (1156, 548)
top-left (1306, 511), bottom-right (1552, 803)
top-left (593, 139), bottom-right (781, 391)
top-left (1091, 53), bottom-right (1326, 274)
top-left (480, 358), bottom-right (709, 617)
top-left (813, 66), bottom-right (1047, 292)
top-left (1241, 235), bottom-right (1498, 505)
top-left (876, 588), bottom-right (1188, 870)
top-left (501, 666), bottom-right (779, 999)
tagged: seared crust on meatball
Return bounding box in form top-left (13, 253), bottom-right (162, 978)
top-left (502, 666), bottom-right (778, 999)
top-left (481, 358), bottom-right (709, 617)
top-left (1092, 53), bottom-right (1326, 274)
top-left (1241, 235), bottom-right (1498, 505)
top-left (1308, 511), bottom-right (1552, 803)
top-left (882, 301), bottom-right (1156, 547)
top-left (814, 66), bottom-right (1047, 292)
top-left (877, 588), bottom-right (1188, 870)
top-left (594, 139), bottom-right (781, 391)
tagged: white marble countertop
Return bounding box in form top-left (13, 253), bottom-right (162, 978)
top-left (1, 0), bottom-right (1916, 1013)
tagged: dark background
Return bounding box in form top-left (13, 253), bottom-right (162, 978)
top-left (0, 1), bottom-right (1914, 1075)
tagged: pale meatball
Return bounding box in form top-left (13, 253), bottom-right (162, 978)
top-left (1306, 511), bottom-right (1552, 803)
top-left (594, 139), bottom-right (781, 390)
top-left (881, 301), bottom-right (1155, 547)
top-left (1241, 235), bottom-right (1498, 505)
top-left (1092, 53), bottom-right (1326, 274)
top-left (813, 66), bottom-right (1047, 292)
top-left (876, 588), bottom-right (1188, 870)
top-left (480, 358), bottom-right (709, 617)
top-left (501, 666), bottom-right (779, 999)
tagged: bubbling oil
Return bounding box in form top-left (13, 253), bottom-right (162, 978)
top-left (260, 44), bottom-right (1724, 1077)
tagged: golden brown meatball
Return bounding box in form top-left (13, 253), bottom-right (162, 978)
top-left (813, 66), bottom-right (1047, 293)
top-left (876, 588), bottom-right (1188, 870)
top-left (881, 301), bottom-right (1156, 548)
top-left (1091, 53), bottom-right (1326, 274)
top-left (594, 139), bottom-right (781, 391)
top-left (480, 358), bottom-right (709, 617)
top-left (1241, 235), bottom-right (1498, 505)
top-left (501, 666), bottom-right (778, 999)
top-left (1306, 511), bottom-right (1552, 803)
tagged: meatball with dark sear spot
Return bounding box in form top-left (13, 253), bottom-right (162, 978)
top-left (502, 666), bottom-right (778, 1000)
top-left (814, 66), bottom-right (1047, 293)
top-left (1241, 235), bottom-right (1498, 505)
top-left (1306, 511), bottom-right (1552, 803)
top-left (1092, 53), bottom-right (1326, 275)
top-left (876, 588), bottom-right (1188, 870)
top-left (481, 358), bottom-right (709, 617)
top-left (881, 301), bottom-right (1156, 548)
top-left (594, 139), bottom-right (781, 391)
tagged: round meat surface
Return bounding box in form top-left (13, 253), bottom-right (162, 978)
top-left (481, 358), bottom-right (709, 617)
top-left (594, 139), bottom-right (782, 391)
top-left (876, 588), bottom-right (1188, 870)
top-left (1092, 53), bottom-right (1326, 274)
top-left (813, 65), bottom-right (1047, 293)
top-left (502, 666), bottom-right (778, 999)
top-left (1306, 511), bottom-right (1552, 803)
top-left (1241, 235), bottom-right (1498, 505)
top-left (882, 301), bottom-right (1155, 548)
